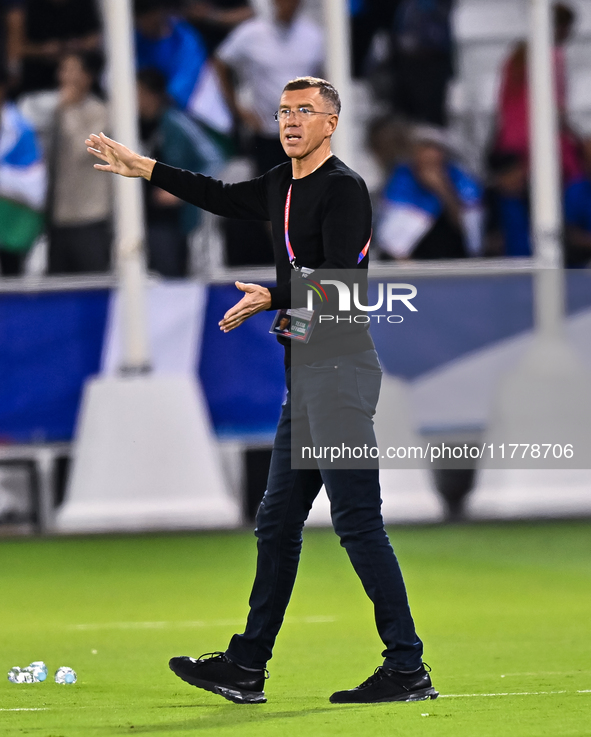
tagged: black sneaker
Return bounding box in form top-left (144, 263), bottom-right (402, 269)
top-left (329, 664), bottom-right (438, 704)
top-left (169, 652), bottom-right (267, 704)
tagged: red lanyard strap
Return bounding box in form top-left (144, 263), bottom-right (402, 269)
top-left (284, 184), bottom-right (297, 267)
top-left (284, 184), bottom-right (371, 270)
top-left (357, 235), bottom-right (371, 264)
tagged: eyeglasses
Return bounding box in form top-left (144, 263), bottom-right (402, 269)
top-left (274, 107), bottom-right (333, 121)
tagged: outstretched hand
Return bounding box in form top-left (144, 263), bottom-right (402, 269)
top-left (219, 281), bottom-right (272, 333)
top-left (85, 132), bottom-right (155, 180)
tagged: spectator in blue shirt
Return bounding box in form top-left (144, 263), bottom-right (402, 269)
top-left (135, 0), bottom-right (208, 111)
top-left (377, 125), bottom-right (483, 260)
top-left (134, 0), bottom-right (232, 136)
top-left (564, 137), bottom-right (591, 267)
top-left (483, 151), bottom-right (531, 258)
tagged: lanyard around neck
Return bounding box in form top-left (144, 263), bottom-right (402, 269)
top-left (284, 184), bottom-right (371, 271)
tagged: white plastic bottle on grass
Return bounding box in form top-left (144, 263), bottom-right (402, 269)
top-left (55, 667), bottom-right (77, 684)
top-left (27, 661), bottom-right (48, 682)
top-left (7, 667), bottom-right (34, 683)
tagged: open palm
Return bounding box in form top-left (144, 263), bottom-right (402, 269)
top-left (85, 132), bottom-right (144, 178)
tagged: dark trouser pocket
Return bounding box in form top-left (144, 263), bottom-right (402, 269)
top-left (355, 367), bottom-right (382, 417)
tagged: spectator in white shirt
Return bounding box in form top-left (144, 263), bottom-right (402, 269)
top-left (20, 51), bottom-right (111, 273)
top-left (214, 0), bottom-right (323, 174)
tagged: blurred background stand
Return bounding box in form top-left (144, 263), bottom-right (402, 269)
top-left (54, 0), bottom-right (238, 534)
top-left (3, 0), bottom-right (591, 535)
top-left (476, 0), bottom-right (591, 502)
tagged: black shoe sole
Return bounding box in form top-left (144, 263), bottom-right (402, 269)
top-left (169, 662), bottom-right (266, 704)
top-left (329, 686), bottom-right (439, 704)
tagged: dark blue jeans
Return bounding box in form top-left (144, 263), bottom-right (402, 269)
top-left (226, 350), bottom-right (424, 671)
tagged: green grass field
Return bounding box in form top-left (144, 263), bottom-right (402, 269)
top-left (1, 521), bottom-right (590, 736)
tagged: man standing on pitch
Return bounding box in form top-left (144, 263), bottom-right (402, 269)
top-left (86, 76), bottom-right (437, 706)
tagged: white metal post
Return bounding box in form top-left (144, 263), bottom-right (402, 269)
top-left (527, 0), bottom-right (564, 337)
top-left (58, 0), bottom-right (238, 534)
top-left (323, 0), bottom-right (355, 167)
top-left (102, 0), bottom-right (151, 372)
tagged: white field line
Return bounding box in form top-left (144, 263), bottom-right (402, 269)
top-left (1, 692), bottom-right (589, 710)
top-left (68, 615), bottom-right (336, 631)
top-left (500, 671), bottom-right (591, 677)
top-left (0, 708), bottom-right (49, 712)
top-left (440, 690), bottom-right (591, 698)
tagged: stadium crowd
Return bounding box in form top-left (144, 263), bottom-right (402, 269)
top-left (0, 0), bottom-right (590, 277)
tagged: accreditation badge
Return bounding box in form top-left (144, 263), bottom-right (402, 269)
top-left (269, 266), bottom-right (316, 342)
top-left (269, 307), bottom-right (316, 343)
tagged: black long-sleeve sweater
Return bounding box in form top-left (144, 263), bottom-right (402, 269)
top-left (150, 155), bottom-right (374, 363)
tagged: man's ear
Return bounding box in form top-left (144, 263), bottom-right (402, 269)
top-left (327, 114), bottom-right (338, 136)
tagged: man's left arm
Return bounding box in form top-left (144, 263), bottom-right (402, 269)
top-left (319, 175), bottom-right (373, 269)
top-left (220, 177), bottom-right (372, 332)
top-left (218, 281), bottom-right (271, 332)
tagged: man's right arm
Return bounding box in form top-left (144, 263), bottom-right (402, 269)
top-left (86, 132), bottom-right (269, 221)
top-left (150, 162), bottom-right (268, 221)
